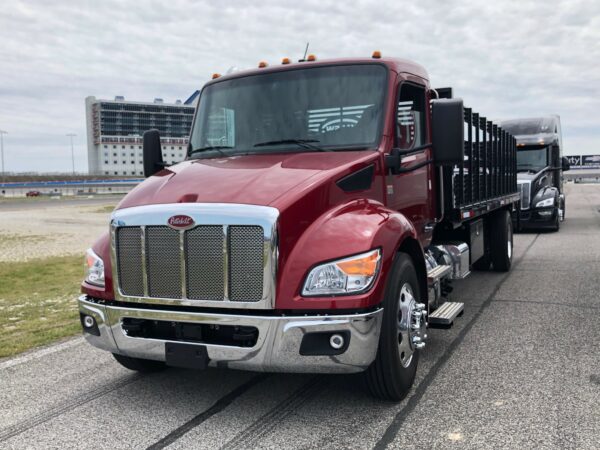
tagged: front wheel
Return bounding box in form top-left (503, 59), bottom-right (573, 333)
top-left (364, 253), bottom-right (426, 401)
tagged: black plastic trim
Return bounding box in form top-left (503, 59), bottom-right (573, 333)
top-left (336, 164), bottom-right (375, 192)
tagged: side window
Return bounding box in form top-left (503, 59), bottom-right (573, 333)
top-left (205, 107), bottom-right (235, 147)
top-left (396, 83), bottom-right (426, 149)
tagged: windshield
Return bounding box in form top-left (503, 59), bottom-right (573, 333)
top-left (502, 118), bottom-right (556, 136)
top-left (189, 64), bottom-right (387, 157)
top-left (517, 147), bottom-right (549, 172)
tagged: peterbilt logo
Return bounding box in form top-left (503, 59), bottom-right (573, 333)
top-left (167, 215), bottom-right (195, 229)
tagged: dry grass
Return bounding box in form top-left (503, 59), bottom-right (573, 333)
top-left (0, 255), bottom-right (83, 358)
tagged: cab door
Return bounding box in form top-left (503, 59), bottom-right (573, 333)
top-left (386, 78), bottom-right (436, 246)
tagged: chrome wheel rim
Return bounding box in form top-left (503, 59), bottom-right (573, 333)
top-left (397, 283), bottom-right (426, 368)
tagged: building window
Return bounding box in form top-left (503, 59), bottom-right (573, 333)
top-left (114, 171), bottom-right (118, 175)
top-left (104, 160), bottom-right (108, 164)
top-left (130, 153), bottom-right (134, 157)
top-left (131, 161), bottom-right (135, 164)
top-left (130, 145), bottom-right (134, 149)
top-left (113, 160), bottom-right (118, 164)
top-left (103, 145), bottom-right (108, 149)
top-left (121, 145), bottom-right (125, 149)
top-left (104, 152), bottom-right (108, 157)
top-left (171, 153), bottom-right (175, 158)
top-left (113, 152), bottom-right (117, 157)
top-left (104, 171), bottom-right (109, 175)
top-left (113, 145), bottom-right (116, 149)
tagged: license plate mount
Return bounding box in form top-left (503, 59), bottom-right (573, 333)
top-left (165, 342), bottom-right (209, 370)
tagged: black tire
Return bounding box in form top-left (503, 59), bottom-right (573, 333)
top-left (364, 253), bottom-right (421, 401)
top-left (551, 207), bottom-right (560, 232)
top-left (490, 209), bottom-right (513, 272)
top-left (113, 353), bottom-right (166, 372)
top-left (472, 254), bottom-right (491, 271)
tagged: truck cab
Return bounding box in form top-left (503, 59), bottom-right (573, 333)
top-left (79, 54), bottom-right (519, 401)
top-left (501, 116), bottom-right (569, 231)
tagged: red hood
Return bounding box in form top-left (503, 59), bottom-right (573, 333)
top-left (117, 151), bottom-right (378, 210)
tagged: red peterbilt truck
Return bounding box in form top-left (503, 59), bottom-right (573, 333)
top-left (79, 54), bottom-right (519, 401)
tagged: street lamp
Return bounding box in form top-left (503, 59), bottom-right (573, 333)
top-left (66, 133), bottom-right (76, 176)
top-left (0, 130), bottom-right (7, 184)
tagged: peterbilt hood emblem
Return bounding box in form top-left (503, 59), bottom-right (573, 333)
top-left (167, 215), bottom-right (195, 229)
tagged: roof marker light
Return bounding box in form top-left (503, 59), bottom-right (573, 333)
top-left (211, 73), bottom-right (221, 79)
top-left (281, 57), bottom-right (291, 64)
top-left (372, 50), bottom-right (382, 59)
top-left (258, 61), bottom-right (268, 68)
top-left (307, 54), bottom-right (317, 62)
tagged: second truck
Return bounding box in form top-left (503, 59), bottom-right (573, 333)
top-left (79, 53), bottom-right (519, 401)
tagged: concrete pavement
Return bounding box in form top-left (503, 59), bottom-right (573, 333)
top-left (1, 183), bottom-right (598, 449)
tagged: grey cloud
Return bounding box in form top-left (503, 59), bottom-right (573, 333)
top-left (0, 0), bottom-right (598, 172)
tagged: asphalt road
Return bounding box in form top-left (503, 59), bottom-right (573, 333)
top-left (1, 183), bottom-right (598, 449)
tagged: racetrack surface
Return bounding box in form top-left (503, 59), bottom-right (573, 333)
top-left (1, 183), bottom-right (598, 449)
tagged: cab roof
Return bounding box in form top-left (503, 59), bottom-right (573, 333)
top-left (206, 56), bottom-right (429, 85)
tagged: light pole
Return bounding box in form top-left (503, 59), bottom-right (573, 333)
top-left (0, 130), bottom-right (7, 184)
top-left (66, 133), bottom-right (76, 175)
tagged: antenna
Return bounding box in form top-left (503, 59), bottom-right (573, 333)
top-left (300, 42), bottom-right (309, 62)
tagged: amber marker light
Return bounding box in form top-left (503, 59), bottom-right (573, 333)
top-left (336, 249), bottom-right (381, 276)
top-left (307, 54), bottom-right (317, 61)
top-left (372, 50), bottom-right (382, 59)
top-left (281, 57), bottom-right (291, 64)
top-left (258, 61), bottom-right (268, 68)
top-left (212, 73), bottom-right (221, 79)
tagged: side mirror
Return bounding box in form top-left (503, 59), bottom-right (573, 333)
top-left (431, 99), bottom-right (464, 166)
top-left (143, 129), bottom-right (165, 177)
top-left (561, 156), bottom-right (570, 172)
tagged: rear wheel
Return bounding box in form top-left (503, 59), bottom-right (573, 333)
top-left (490, 210), bottom-right (513, 272)
top-left (551, 207), bottom-right (560, 232)
top-left (113, 354), bottom-right (166, 372)
top-left (364, 253), bottom-right (426, 401)
top-left (472, 254), bottom-right (491, 271)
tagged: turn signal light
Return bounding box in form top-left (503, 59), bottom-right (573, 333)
top-left (336, 250), bottom-right (380, 276)
top-left (307, 54), bottom-right (317, 61)
top-left (372, 50), bottom-right (382, 59)
top-left (211, 73), bottom-right (221, 79)
top-left (281, 57), bottom-right (291, 64)
top-left (258, 61), bottom-right (268, 68)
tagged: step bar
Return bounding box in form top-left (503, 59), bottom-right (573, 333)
top-left (428, 301), bottom-right (464, 328)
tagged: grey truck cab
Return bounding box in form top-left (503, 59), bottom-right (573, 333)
top-left (501, 115), bottom-right (569, 231)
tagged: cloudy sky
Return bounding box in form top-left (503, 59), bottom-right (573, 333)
top-left (0, 0), bottom-right (598, 172)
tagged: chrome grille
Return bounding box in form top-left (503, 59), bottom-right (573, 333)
top-left (146, 226), bottom-right (182, 299)
top-left (186, 226), bottom-right (224, 301)
top-left (518, 182), bottom-right (531, 209)
top-left (229, 226), bottom-right (264, 301)
top-left (116, 227), bottom-right (144, 296)
top-left (115, 224), bottom-right (266, 303)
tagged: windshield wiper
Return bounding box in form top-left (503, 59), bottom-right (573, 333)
top-left (253, 139), bottom-right (331, 152)
top-left (189, 145), bottom-right (233, 157)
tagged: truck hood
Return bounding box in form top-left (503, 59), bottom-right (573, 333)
top-left (117, 151), bottom-right (377, 210)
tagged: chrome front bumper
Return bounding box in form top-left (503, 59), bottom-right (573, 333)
top-left (78, 296), bottom-right (383, 374)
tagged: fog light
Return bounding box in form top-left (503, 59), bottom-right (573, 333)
top-left (538, 210), bottom-right (552, 217)
top-left (83, 315), bottom-right (95, 328)
top-left (329, 334), bottom-right (345, 350)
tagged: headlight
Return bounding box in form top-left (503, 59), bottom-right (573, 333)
top-left (302, 249), bottom-right (381, 296)
top-left (85, 248), bottom-right (105, 287)
top-left (535, 197), bottom-right (555, 208)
